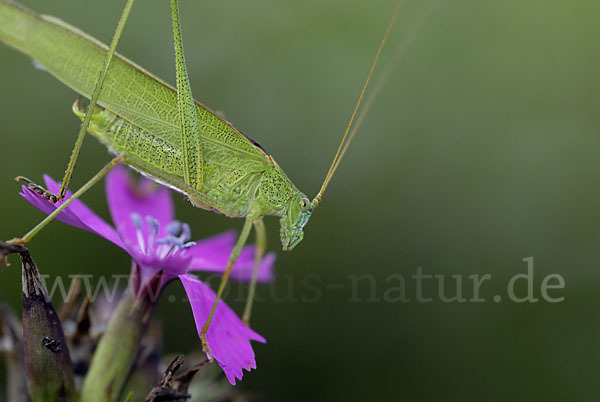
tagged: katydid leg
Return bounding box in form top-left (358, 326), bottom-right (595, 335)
top-left (10, 156), bottom-right (125, 245)
top-left (170, 0), bottom-right (204, 191)
top-left (20, 0), bottom-right (136, 203)
top-left (242, 218), bottom-right (266, 326)
top-left (201, 216), bottom-right (254, 354)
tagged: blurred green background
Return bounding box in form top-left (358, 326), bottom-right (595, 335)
top-left (1, 0), bottom-right (600, 400)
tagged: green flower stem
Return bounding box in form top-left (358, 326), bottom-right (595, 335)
top-left (79, 288), bottom-right (155, 402)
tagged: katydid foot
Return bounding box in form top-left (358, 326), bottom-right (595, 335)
top-left (15, 176), bottom-right (59, 203)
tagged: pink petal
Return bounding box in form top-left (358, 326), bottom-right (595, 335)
top-left (179, 274), bottom-right (265, 385)
top-left (19, 176), bottom-right (123, 248)
top-left (187, 231), bottom-right (275, 283)
top-left (105, 166), bottom-right (174, 243)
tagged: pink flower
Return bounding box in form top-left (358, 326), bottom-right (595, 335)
top-left (20, 166), bottom-right (274, 385)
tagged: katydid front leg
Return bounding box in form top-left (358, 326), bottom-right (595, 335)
top-left (201, 217), bottom-right (255, 355)
top-left (243, 218), bottom-right (267, 325)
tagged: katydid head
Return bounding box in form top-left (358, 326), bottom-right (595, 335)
top-left (280, 194), bottom-right (313, 251)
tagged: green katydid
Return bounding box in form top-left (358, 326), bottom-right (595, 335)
top-left (0, 0), bottom-right (402, 350)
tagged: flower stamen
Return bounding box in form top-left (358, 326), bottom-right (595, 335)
top-left (131, 213), bottom-right (146, 254)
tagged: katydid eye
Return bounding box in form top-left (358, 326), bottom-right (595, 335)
top-left (299, 198), bottom-right (310, 210)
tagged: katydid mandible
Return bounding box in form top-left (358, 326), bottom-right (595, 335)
top-left (0, 0), bottom-right (402, 347)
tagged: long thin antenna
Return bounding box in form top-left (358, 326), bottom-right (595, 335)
top-left (312, 0), bottom-right (403, 208)
top-left (329, 0), bottom-right (442, 177)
